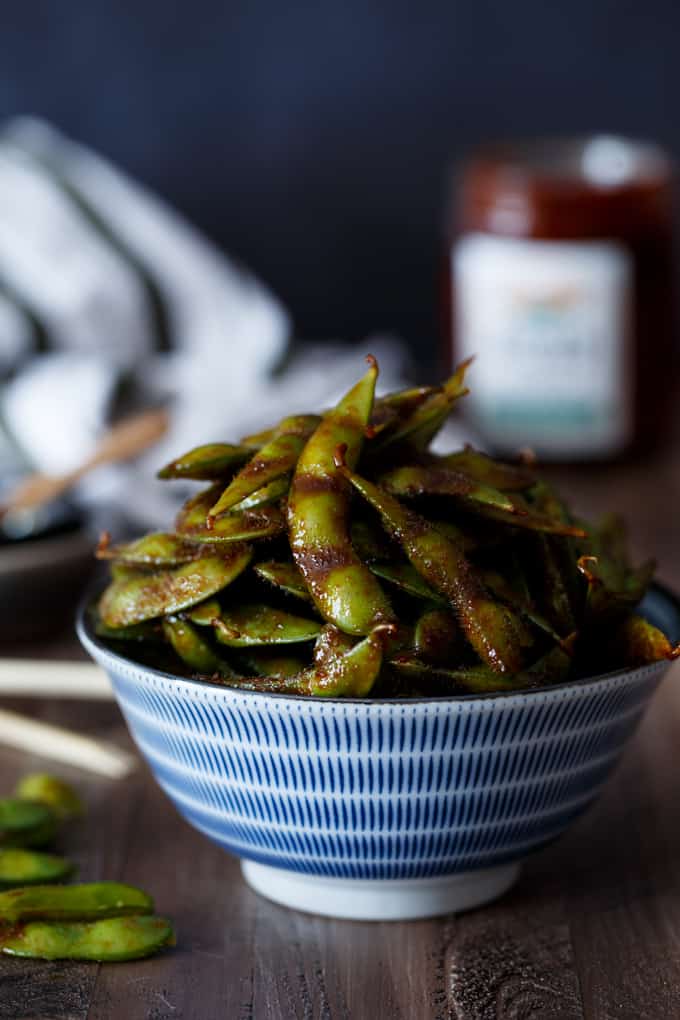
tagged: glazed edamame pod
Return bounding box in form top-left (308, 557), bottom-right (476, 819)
top-left (209, 415), bottom-right (320, 516)
top-left (185, 598), bottom-right (222, 625)
top-left (93, 615), bottom-right (161, 642)
top-left (0, 800), bottom-right (55, 849)
top-left (603, 613), bottom-right (680, 667)
top-left (435, 448), bottom-right (535, 491)
top-left (213, 605), bottom-right (322, 646)
top-left (463, 502), bottom-right (587, 537)
top-left (371, 359), bottom-right (471, 452)
top-left (413, 607), bottom-right (462, 664)
top-left (163, 617), bottom-right (239, 677)
top-left (229, 476), bottom-right (290, 513)
top-left (308, 624), bottom-right (391, 697)
top-left (157, 443), bottom-right (252, 480)
top-left (369, 562), bottom-right (447, 604)
top-left (0, 882), bottom-right (153, 923)
top-left (335, 450), bottom-right (530, 673)
top-left (288, 357), bottom-right (395, 635)
top-left (391, 643), bottom-right (571, 694)
top-left (96, 532), bottom-right (202, 567)
top-left (15, 775), bottom-right (83, 821)
top-left (0, 915), bottom-right (174, 962)
top-left (481, 568), bottom-right (561, 643)
top-left (577, 555), bottom-right (655, 624)
top-left (176, 486), bottom-right (285, 543)
top-left (253, 561), bottom-right (312, 601)
top-left (237, 649), bottom-right (307, 678)
top-left (349, 519), bottom-right (395, 562)
top-left (377, 464), bottom-right (518, 513)
top-left (98, 548), bottom-right (252, 627)
top-left (0, 849), bottom-right (74, 889)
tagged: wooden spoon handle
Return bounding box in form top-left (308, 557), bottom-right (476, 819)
top-left (1, 407), bottom-right (169, 516)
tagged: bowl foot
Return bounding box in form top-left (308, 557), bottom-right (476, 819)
top-left (241, 859), bottom-right (521, 921)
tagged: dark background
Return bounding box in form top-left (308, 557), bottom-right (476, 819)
top-left (1, 1), bottom-right (675, 365)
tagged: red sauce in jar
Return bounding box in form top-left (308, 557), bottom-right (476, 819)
top-left (444, 136), bottom-right (676, 460)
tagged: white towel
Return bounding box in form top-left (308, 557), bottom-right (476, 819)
top-left (0, 119), bottom-right (469, 527)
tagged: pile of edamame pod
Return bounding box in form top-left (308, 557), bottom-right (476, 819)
top-left (0, 774), bottom-right (173, 961)
top-left (94, 357), bottom-right (678, 696)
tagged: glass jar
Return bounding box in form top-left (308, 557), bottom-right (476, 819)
top-left (446, 136), bottom-right (676, 460)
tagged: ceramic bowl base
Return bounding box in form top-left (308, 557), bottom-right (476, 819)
top-left (241, 859), bottom-right (521, 920)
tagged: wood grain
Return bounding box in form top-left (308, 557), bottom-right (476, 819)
top-left (1, 441), bottom-right (680, 1017)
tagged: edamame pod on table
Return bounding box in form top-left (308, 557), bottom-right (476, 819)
top-left (288, 357), bottom-right (396, 635)
top-left (15, 775), bottom-right (83, 821)
top-left (176, 486), bottom-right (285, 542)
top-left (157, 443), bottom-right (252, 480)
top-left (0, 800), bottom-right (56, 849)
top-left (0, 915), bottom-right (174, 962)
top-left (0, 849), bottom-right (73, 889)
top-left (209, 414), bottom-right (320, 517)
top-left (0, 882), bottom-right (153, 923)
top-left (335, 448), bottom-right (531, 673)
top-left (98, 547), bottom-right (253, 627)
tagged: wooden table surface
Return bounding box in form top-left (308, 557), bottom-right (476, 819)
top-left (1, 447), bottom-right (680, 1020)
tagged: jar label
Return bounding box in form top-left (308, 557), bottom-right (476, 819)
top-left (452, 233), bottom-right (633, 457)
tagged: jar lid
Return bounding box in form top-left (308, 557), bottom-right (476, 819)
top-left (458, 135), bottom-right (674, 238)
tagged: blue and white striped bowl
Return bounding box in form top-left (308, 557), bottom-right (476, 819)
top-left (78, 584), bottom-right (680, 920)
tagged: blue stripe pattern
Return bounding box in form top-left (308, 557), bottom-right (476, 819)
top-left (78, 588), bottom-right (678, 880)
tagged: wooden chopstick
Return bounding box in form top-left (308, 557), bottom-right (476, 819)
top-left (0, 660), bottom-right (113, 699)
top-left (0, 708), bottom-right (136, 779)
top-left (0, 659), bottom-right (135, 778)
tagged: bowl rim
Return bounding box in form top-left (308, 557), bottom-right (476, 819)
top-left (76, 580), bottom-right (680, 706)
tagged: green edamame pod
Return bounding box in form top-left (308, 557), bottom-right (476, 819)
top-left (229, 476), bottom-right (290, 513)
top-left (0, 882), bottom-right (153, 923)
top-left (413, 607), bottom-right (461, 664)
top-left (0, 915), bottom-right (174, 962)
top-left (185, 598), bottom-right (222, 625)
top-left (0, 849), bottom-right (74, 889)
top-left (98, 548), bottom-right (252, 627)
top-left (15, 775), bottom-right (83, 821)
top-left (435, 448), bottom-right (535, 491)
top-left (209, 414), bottom-right (320, 516)
top-left (163, 617), bottom-right (239, 677)
top-left (391, 643), bottom-right (571, 694)
top-left (371, 360), bottom-right (471, 452)
top-left (96, 532), bottom-right (202, 567)
top-left (308, 624), bottom-right (391, 697)
top-left (377, 464), bottom-right (518, 513)
top-left (213, 605), bottom-right (322, 646)
top-left (0, 800), bottom-right (56, 849)
top-left (288, 357), bottom-right (395, 635)
top-left (176, 485), bottom-right (285, 542)
top-left (599, 613), bottom-right (680, 667)
top-left (369, 562), bottom-right (447, 603)
top-left (237, 649), bottom-right (307, 678)
top-left (157, 442), bottom-right (252, 480)
top-left (253, 560), bottom-right (312, 601)
top-left (335, 451), bottom-right (530, 673)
